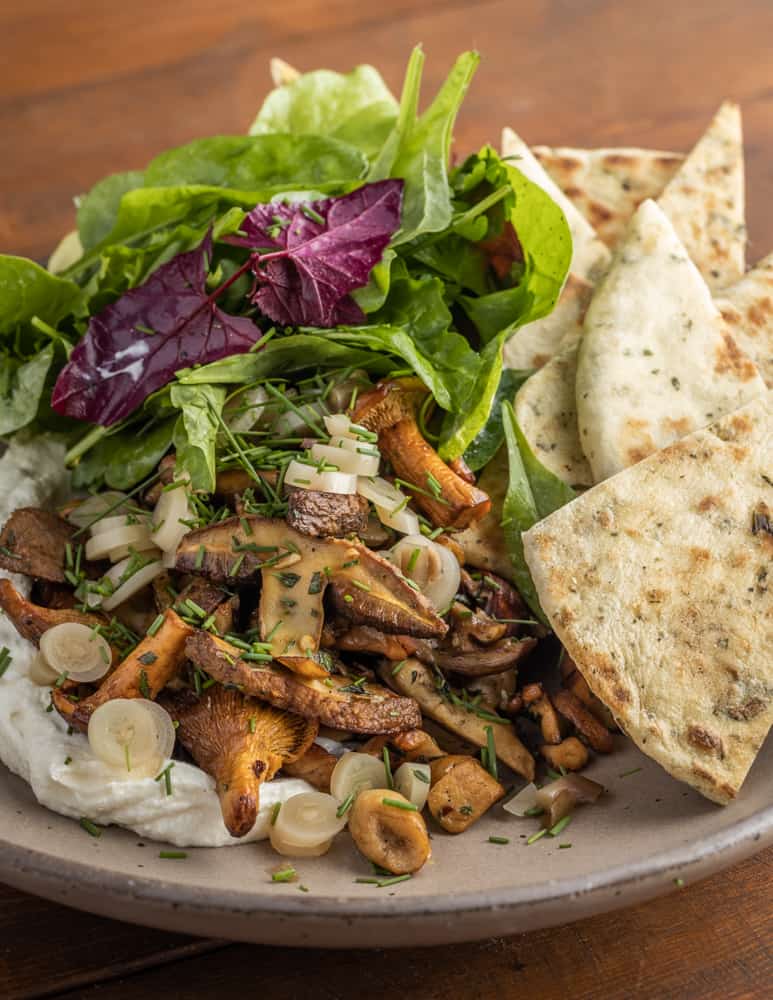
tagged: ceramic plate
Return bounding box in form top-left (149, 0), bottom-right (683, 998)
top-left (1, 733), bottom-right (770, 948)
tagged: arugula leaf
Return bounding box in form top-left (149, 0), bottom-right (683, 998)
top-left (462, 367), bottom-right (531, 471)
top-left (0, 256), bottom-right (80, 340)
top-left (250, 65), bottom-right (398, 161)
top-left (234, 180), bottom-right (403, 327)
top-left (176, 334), bottom-right (391, 386)
top-left (0, 346), bottom-right (55, 435)
top-left (501, 401), bottom-right (575, 622)
top-left (52, 232), bottom-right (261, 426)
top-left (371, 48), bottom-right (480, 245)
top-left (77, 171), bottom-right (145, 251)
top-left (72, 417), bottom-right (176, 491)
top-left (170, 383), bottom-right (226, 492)
top-left (144, 134), bottom-right (367, 192)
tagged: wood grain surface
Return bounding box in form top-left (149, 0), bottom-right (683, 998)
top-left (1, 0), bottom-right (772, 997)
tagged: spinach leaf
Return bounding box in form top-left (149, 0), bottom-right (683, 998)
top-left (371, 48), bottom-right (480, 245)
top-left (0, 346), bottom-right (55, 435)
top-left (501, 400), bottom-right (575, 622)
top-left (175, 334), bottom-right (391, 386)
top-left (170, 383), bottom-right (226, 492)
top-left (145, 134), bottom-right (367, 192)
top-left (0, 256), bottom-right (80, 340)
top-left (72, 417), bottom-right (175, 490)
top-left (250, 65), bottom-right (398, 160)
top-left (462, 367), bottom-right (531, 471)
top-left (459, 160), bottom-right (572, 341)
top-left (438, 330), bottom-right (506, 460)
top-left (351, 248), bottom-right (396, 313)
top-left (77, 171), bottom-right (145, 251)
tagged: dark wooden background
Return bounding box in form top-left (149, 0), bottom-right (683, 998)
top-left (1, 0), bottom-right (772, 996)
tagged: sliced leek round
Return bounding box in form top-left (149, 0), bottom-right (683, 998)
top-left (330, 751), bottom-right (388, 804)
top-left (101, 556), bottom-right (165, 612)
top-left (374, 503), bottom-right (420, 536)
top-left (272, 791), bottom-right (348, 847)
top-left (88, 698), bottom-right (175, 776)
top-left (308, 442), bottom-right (380, 478)
top-left (269, 825), bottom-right (333, 858)
top-left (394, 762), bottom-right (431, 810)
top-left (85, 523), bottom-right (154, 562)
top-left (39, 622), bottom-right (112, 683)
top-left (150, 479), bottom-right (192, 554)
top-left (284, 459), bottom-right (357, 495)
top-left (323, 413), bottom-right (371, 440)
top-left (388, 534), bottom-right (460, 610)
top-left (27, 651), bottom-right (60, 686)
top-left (65, 492), bottom-right (130, 529)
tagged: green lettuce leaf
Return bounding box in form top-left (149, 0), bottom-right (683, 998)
top-left (250, 65), bottom-right (398, 160)
top-left (371, 48), bottom-right (480, 245)
top-left (0, 257), bottom-right (80, 340)
top-left (0, 346), bottom-right (55, 436)
top-left (462, 367), bottom-right (531, 471)
top-left (144, 134), bottom-right (367, 192)
top-left (438, 330), bottom-right (505, 460)
top-left (72, 417), bottom-right (176, 490)
top-left (170, 383), bottom-right (226, 493)
top-left (501, 400), bottom-right (575, 621)
top-left (77, 171), bottom-right (145, 251)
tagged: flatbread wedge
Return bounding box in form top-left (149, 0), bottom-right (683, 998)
top-left (523, 391), bottom-right (773, 804)
top-left (532, 145), bottom-right (683, 248)
top-left (504, 272), bottom-right (592, 371)
top-left (515, 341), bottom-right (593, 488)
top-left (657, 102), bottom-right (745, 289)
top-left (501, 128), bottom-right (610, 283)
top-left (716, 252), bottom-right (773, 389)
top-left (576, 199), bottom-right (765, 482)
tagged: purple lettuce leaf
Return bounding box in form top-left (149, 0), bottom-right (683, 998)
top-left (52, 232), bottom-right (261, 426)
top-left (235, 179), bottom-right (403, 327)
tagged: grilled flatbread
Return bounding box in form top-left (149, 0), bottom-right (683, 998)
top-left (532, 145), bottom-right (683, 248)
top-left (501, 128), bottom-right (610, 282)
top-left (657, 102), bottom-right (745, 289)
top-left (523, 391), bottom-right (773, 804)
top-left (716, 252), bottom-right (773, 389)
top-left (504, 272), bottom-right (592, 371)
top-left (576, 199), bottom-right (764, 482)
top-left (515, 341), bottom-right (593, 488)
top-left (270, 57), bottom-right (301, 88)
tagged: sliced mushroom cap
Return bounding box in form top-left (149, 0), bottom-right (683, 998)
top-left (286, 488), bottom-right (369, 538)
top-left (380, 657), bottom-right (535, 781)
top-left (552, 689), bottom-right (615, 754)
top-left (160, 685), bottom-right (317, 838)
top-left (427, 755), bottom-right (505, 833)
top-left (0, 508), bottom-right (80, 583)
top-left (175, 516), bottom-right (446, 663)
top-left (0, 578), bottom-right (109, 646)
top-left (535, 773), bottom-right (604, 828)
top-left (348, 787), bottom-right (431, 875)
top-left (58, 610), bottom-right (193, 731)
top-left (186, 632), bottom-right (422, 735)
top-left (434, 636), bottom-right (537, 676)
top-left (353, 379), bottom-right (491, 529)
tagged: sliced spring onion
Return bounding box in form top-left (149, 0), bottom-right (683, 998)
top-left (101, 557), bottom-right (165, 612)
top-left (386, 534), bottom-right (460, 610)
top-left (394, 761), bottom-right (431, 810)
top-left (85, 523), bottom-right (156, 562)
top-left (330, 752), bottom-right (387, 805)
top-left (285, 459), bottom-right (357, 495)
top-left (150, 476), bottom-right (192, 554)
top-left (308, 442), bottom-right (380, 478)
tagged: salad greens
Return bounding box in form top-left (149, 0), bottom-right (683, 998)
top-left (0, 45), bottom-right (574, 603)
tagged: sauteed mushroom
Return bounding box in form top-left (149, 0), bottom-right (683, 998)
top-left (0, 579), bottom-right (109, 646)
top-left (427, 755), bottom-right (505, 833)
top-left (0, 508), bottom-right (80, 583)
top-left (348, 788), bottom-right (431, 874)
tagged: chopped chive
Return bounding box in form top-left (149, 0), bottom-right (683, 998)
top-left (336, 792), bottom-right (355, 818)
top-left (343, 594), bottom-right (354, 603)
top-left (0, 546), bottom-right (20, 559)
top-left (248, 717), bottom-right (257, 734)
top-left (138, 669), bottom-right (151, 699)
top-left (271, 866), bottom-right (297, 883)
top-left (270, 802), bottom-right (281, 826)
top-left (382, 797), bottom-right (417, 812)
top-left (523, 805), bottom-right (544, 817)
top-left (194, 544), bottom-right (206, 570)
top-left (558, 843), bottom-right (572, 849)
top-left (548, 815), bottom-right (572, 837)
top-left (527, 828), bottom-right (548, 845)
top-left (0, 646), bottom-right (12, 678)
top-left (354, 877), bottom-right (381, 885)
top-left (391, 659), bottom-right (406, 676)
top-left (488, 836), bottom-right (510, 845)
top-left (300, 204), bottom-right (325, 225)
top-left (546, 768), bottom-right (562, 781)
top-left (426, 471), bottom-right (442, 498)
top-left (80, 817), bottom-right (102, 838)
top-left (484, 725), bottom-right (498, 781)
top-left (147, 614), bottom-right (165, 639)
top-left (64, 756), bottom-right (72, 766)
top-left (228, 553), bottom-right (245, 576)
top-left (184, 599), bottom-right (207, 619)
top-left (350, 579), bottom-right (371, 592)
top-left (674, 877), bottom-right (684, 887)
top-left (375, 874), bottom-right (412, 888)
top-left (239, 516), bottom-right (254, 536)
top-left (619, 767), bottom-right (642, 778)
top-left (406, 547), bottom-right (422, 575)
top-left (382, 747), bottom-right (394, 790)
top-left (54, 671), bottom-right (68, 688)
top-left (159, 851), bottom-right (187, 860)
top-left (298, 884), bottom-right (309, 893)
top-left (154, 762), bottom-right (175, 796)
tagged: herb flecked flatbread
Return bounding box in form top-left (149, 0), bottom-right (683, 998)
top-left (532, 145), bottom-right (683, 248)
top-left (716, 252), bottom-right (773, 389)
top-left (504, 272), bottom-right (592, 371)
top-left (523, 391), bottom-right (773, 804)
top-left (576, 199), bottom-right (765, 482)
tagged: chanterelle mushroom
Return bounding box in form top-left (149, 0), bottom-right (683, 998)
top-left (0, 578), bottom-right (109, 646)
top-left (186, 632), bottom-right (422, 735)
top-left (55, 609), bottom-right (193, 731)
top-left (160, 685), bottom-right (317, 838)
top-left (352, 378), bottom-right (491, 529)
top-left (175, 516), bottom-right (446, 676)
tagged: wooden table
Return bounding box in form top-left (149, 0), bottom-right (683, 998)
top-left (1, 0), bottom-right (772, 996)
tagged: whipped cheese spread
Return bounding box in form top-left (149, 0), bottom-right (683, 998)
top-left (0, 437), bottom-right (311, 847)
